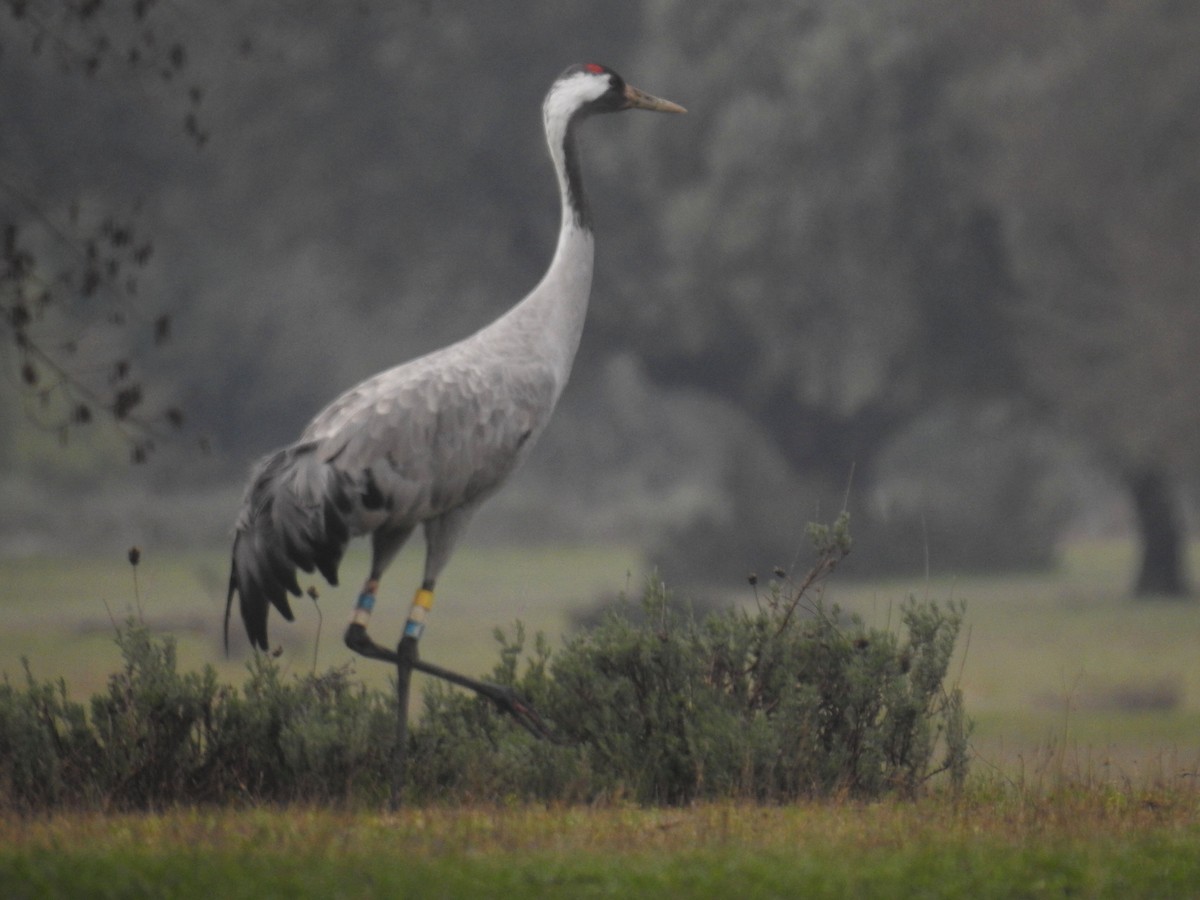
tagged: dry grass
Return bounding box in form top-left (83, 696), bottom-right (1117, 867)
top-left (2, 779), bottom-right (1197, 857)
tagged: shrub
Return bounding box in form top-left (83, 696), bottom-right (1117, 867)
top-left (88, 623), bottom-right (222, 806)
top-left (0, 663), bottom-right (98, 811)
top-left (0, 516), bottom-right (970, 809)
top-left (0, 620), bottom-right (399, 810)
top-left (194, 654), bottom-right (396, 805)
top-left (413, 513), bottom-right (972, 804)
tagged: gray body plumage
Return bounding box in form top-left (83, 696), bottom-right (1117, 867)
top-left (226, 64), bottom-right (682, 653)
top-left (229, 217), bottom-right (592, 649)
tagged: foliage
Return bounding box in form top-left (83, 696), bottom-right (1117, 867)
top-left (5, 2), bottom-right (1200, 586)
top-left (0, 618), bottom-right (397, 811)
top-left (411, 514), bottom-right (971, 804)
top-left (0, 662), bottom-right (96, 811)
top-left (0, 518), bottom-right (969, 810)
top-left (2, 0), bottom-right (206, 461)
top-left (2, 209), bottom-right (177, 462)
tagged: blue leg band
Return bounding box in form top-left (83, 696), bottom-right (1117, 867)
top-left (356, 593), bottom-right (376, 612)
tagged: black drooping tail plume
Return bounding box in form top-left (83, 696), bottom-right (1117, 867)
top-left (225, 442), bottom-right (353, 651)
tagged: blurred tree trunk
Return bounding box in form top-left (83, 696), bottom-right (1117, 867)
top-left (1127, 466), bottom-right (1189, 598)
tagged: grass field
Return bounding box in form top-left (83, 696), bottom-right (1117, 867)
top-left (3, 793), bottom-right (1199, 897)
top-left (0, 543), bottom-right (642, 700)
top-left (821, 539), bottom-right (1200, 775)
top-left (2, 539), bottom-right (1200, 895)
top-left (3, 537), bottom-right (1196, 771)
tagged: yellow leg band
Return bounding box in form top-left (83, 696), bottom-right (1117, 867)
top-left (403, 588), bottom-right (436, 641)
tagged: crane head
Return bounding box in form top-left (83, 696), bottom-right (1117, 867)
top-left (548, 63), bottom-right (686, 124)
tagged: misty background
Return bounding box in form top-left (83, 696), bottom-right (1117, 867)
top-left (2, 0), bottom-right (1197, 597)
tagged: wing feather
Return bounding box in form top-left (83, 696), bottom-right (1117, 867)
top-left (227, 338), bottom-right (562, 651)
top-left (225, 442), bottom-right (353, 650)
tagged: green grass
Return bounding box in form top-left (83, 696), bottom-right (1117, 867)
top-left (2, 537), bottom-right (1198, 772)
top-left (0, 544), bottom-right (640, 699)
top-left (4, 540), bottom-right (1200, 896)
top-left (818, 539), bottom-right (1200, 773)
top-left (3, 797), bottom-right (1200, 898)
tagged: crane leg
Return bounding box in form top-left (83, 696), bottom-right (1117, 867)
top-left (342, 581), bottom-right (559, 800)
top-left (390, 582), bottom-right (431, 807)
top-left (342, 579), bottom-right (430, 664)
top-left (390, 630), bottom-right (418, 809)
top-left (343, 579), bottom-right (393, 661)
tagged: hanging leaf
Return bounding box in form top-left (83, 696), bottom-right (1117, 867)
top-left (113, 385), bottom-right (143, 419)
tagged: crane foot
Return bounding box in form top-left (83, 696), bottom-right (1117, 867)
top-left (344, 622), bottom-right (402, 664)
top-left (479, 685), bottom-right (560, 743)
top-left (344, 624), bottom-right (559, 742)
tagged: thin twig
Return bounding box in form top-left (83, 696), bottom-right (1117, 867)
top-left (309, 587), bottom-right (322, 673)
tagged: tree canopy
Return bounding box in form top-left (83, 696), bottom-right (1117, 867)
top-left (3, 0), bottom-right (1197, 595)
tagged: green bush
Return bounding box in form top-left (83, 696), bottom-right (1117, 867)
top-left (0, 517), bottom-right (970, 810)
top-left (189, 654), bottom-right (397, 805)
top-left (88, 623), bottom-right (222, 806)
top-left (0, 621), bottom-right (399, 810)
top-left (0, 664), bottom-right (98, 811)
top-left (409, 514), bottom-right (971, 804)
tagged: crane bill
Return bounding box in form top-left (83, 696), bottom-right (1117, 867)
top-left (623, 84), bottom-right (686, 114)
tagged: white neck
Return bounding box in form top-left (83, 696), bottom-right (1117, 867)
top-left (487, 209), bottom-right (593, 398)
top-left (476, 95), bottom-right (596, 398)
top-left (527, 217), bottom-right (595, 381)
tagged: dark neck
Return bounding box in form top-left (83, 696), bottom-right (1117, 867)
top-left (560, 117), bottom-right (592, 231)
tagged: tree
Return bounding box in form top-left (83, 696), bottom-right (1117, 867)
top-left (599, 0), bottom-right (1050, 577)
top-left (969, 0), bottom-right (1200, 596)
top-left (594, 0), bottom-right (1200, 592)
top-left (0, 2), bottom-right (692, 554)
top-left (2, 0), bottom-right (207, 460)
